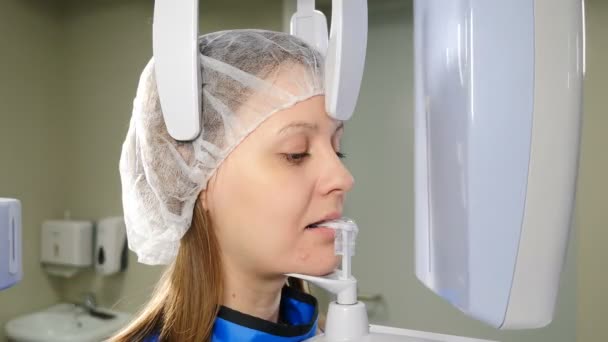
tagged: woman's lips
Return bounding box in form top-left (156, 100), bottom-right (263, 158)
top-left (305, 212), bottom-right (342, 229)
top-left (305, 226), bottom-right (336, 240)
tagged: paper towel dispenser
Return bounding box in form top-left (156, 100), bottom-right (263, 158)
top-left (41, 220), bottom-right (93, 267)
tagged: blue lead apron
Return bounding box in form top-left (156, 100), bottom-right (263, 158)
top-left (144, 286), bottom-right (319, 341)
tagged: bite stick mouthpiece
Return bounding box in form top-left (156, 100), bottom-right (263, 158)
top-left (322, 217), bottom-right (358, 280)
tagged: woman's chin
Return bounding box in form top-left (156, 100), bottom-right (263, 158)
top-left (299, 255), bottom-right (341, 276)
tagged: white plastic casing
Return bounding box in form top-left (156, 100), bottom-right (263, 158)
top-left (290, 0), bottom-right (329, 56)
top-left (0, 198), bottom-right (22, 290)
top-left (414, 0), bottom-right (584, 329)
top-left (324, 0), bottom-right (368, 121)
top-left (153, 0), bottom-right (201, 141)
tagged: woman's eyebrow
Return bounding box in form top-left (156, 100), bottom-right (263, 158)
top-left (277, 122), bottom-right (319, 135)
top-left (276, 121), bottom-right (344, 135)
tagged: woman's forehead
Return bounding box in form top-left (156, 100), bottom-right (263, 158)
top-left (263, 96), bottom-right (338, 132)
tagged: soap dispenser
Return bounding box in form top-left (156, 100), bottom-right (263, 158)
top-left (95, 216), bottom-right (128, 275)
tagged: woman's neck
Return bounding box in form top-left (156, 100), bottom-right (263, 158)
top-left (221, 261), bottom-right (286, 323)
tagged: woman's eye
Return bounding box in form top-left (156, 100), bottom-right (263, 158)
top-left (282, 151), bottom-right (345, 165)
top-left (283, 152), bottom-right (310, 164)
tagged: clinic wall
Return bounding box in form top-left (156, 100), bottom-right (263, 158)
top-left (577, 0), bottom-right (608, 341)
top-left (56, 0), bottom-right (285, 313)
top-left (340, 2), bottom-right (577, 342)
top-left (0, 1), bottom-right (66, 341)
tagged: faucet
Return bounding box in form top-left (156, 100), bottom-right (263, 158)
top-left (81, 292), bottom-right (97, 312)
top-left (74, 292), bottom-right (115, 320)
top-left (68, 292), bottom-right (98, 324)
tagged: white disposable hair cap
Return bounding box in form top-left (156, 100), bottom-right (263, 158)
top-left (119, 29), bottom-right (325, 265)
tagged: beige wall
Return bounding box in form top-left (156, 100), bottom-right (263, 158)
top-left (577, 0), bottom-right (608, 341)
top-left (0, 1), bottom-right (66, 340)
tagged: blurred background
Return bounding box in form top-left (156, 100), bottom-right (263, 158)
top-left (0, 0), bottom-right (605, 341)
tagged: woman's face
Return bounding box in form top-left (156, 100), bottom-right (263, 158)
top-left (202, 95), bottom-right (354, 278)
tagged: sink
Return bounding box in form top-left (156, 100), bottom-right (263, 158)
top-left (5, 303), bottom-right (132, 342)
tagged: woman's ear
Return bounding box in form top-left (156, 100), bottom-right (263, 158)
top-left (200, 189), bottom-right (209, 211)
top-left (201, 169), bottom-right (219, 212)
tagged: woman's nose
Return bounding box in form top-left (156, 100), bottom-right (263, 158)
top-left (318, 151), bottom-right (355, 196)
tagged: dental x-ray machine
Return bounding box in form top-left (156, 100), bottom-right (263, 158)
top-left (150, 0), bottom-right (584, 340)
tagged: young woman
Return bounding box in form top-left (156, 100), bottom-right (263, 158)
top-left (111, 29), bottom-right (354, 341)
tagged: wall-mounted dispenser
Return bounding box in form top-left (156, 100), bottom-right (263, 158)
top-left (41, 220), bottom-right (93, 277)
top-left (0, 198), bottom-right (22, 290)
top-left (95, 216), bottom-right (128, 275)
